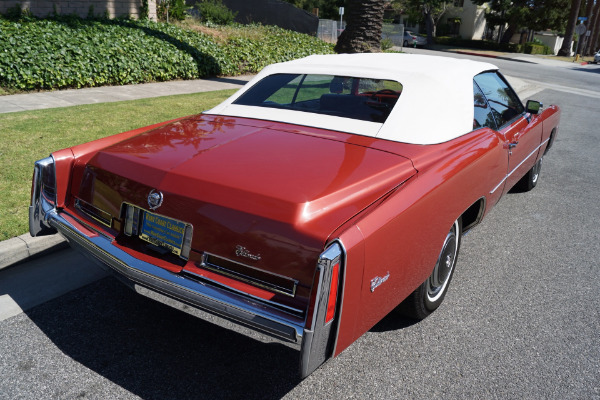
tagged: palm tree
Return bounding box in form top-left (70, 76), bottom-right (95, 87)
top-left (558, 0), bottom-right (582, 56)
top-left (585, 1), bottom-right (600, 55)
top-left (335, 0), bottom-right (385, 53)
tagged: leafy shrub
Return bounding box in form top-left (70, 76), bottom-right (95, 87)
top-left (380, 38), bottom-right (394, 51)
top-left (194, 0), bottom-right (237, 25)
top-left (524, 42), bottom-right (551, 55)
top-left (435, 36), bottom-right (522, 53)
top-left (158, 0), bottom-right (188, 21)
top-left (0, 16), bottom-right (333, 91)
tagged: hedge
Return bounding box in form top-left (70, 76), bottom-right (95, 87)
top-left (0, 15), bottom-right (334, 91)
top-left (523, 43), bottom-right (552, 55)
top-left (435, 37), bottom-right (522, 52)
top-left (435, 36), bottom-right (552, 55)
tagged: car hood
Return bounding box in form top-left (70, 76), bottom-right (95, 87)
top-left (74, 115), bottom-right (416, 300)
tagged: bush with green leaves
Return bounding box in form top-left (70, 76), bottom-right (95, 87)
top-left (524, 42), bottom-right (551, 55)
top-left (0, 15), bottom-right (333, 91)
top-left (158, 0), bottom-right (188, 21)
top-left (435, 36), bottom-right (522, 53)
top-left (194, 0), bottom-right (237, 25)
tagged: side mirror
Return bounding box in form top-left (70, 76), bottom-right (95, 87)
top-left (526, 100), bottom-right (543, 115)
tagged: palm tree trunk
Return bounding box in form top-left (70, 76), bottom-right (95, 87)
top-left (425, 9), bottom-right (435, 45)
top-left (585, 2), bottom-right (600, 55)
top-left (582, 0), bottom-right (595, 55)
top-left (558, 0), bottom-right (583, 56)
top-left (335, 0), bottom-right (385, 53)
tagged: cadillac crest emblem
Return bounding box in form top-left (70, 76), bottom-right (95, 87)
top-left (148, 189), bottom-right (163, 210)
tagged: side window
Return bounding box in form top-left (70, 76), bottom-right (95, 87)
top-left (473, 81), bottom-right (498, 130)
top-left (473, 72), bottom-right (524, 128)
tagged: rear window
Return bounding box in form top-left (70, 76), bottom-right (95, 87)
top-left (233, 74), bottom-right (403, 123)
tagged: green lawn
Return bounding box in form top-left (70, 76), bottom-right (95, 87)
top-left (0, 89), bottom-right (236, 240)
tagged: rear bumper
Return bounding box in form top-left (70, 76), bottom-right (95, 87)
top-left (29, 157), bottom-right (344, 377)
top-left (43, 207), bottom-right (305, 343)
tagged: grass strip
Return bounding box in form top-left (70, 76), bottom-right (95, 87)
top-left (0, 89), bottom-right (236, 240)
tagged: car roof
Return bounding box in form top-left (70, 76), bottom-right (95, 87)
top-left (206, 54), bottom-right (499, 145)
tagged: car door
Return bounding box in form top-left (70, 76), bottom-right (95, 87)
top-left (474, 72), bottom-right (544, 194)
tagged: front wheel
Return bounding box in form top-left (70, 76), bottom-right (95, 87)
top-left (399, 218), bottom-right (462, 320)
top-left (513, 157), bottom-right (543, 192)
top-left (403, 40), bottom-right (409, 47)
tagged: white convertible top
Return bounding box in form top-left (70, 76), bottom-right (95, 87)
top-left (206, 53), bottom-right (498, 145)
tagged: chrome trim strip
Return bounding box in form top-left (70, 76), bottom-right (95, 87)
top-left (74, 198), bottom-right (113, 228)
top-left (490, 138), bottom-right (549, 195)
top-left (182, 268), bottom-right (304, 316)
top-left (43, 209), bottom-right (305, 344)
top-left (199, 252), bottom-right (299, 297)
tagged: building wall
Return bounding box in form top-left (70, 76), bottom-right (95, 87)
top-left (0, 0), bottom-right (151, 20)
top-left (460, 1), bottom-right (487, 40)
top-left (510, 32), bottom-right (566, 55)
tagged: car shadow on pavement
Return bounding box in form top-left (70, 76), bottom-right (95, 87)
top-left (369, 307), bottom-right (419, 333)
top-left (24, 276), bottom-right (300, 399)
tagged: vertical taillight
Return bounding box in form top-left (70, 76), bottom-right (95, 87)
top-left (300, 241), bottom-right (345, 378)
top-left (325, 261), bottom-right (340, 324)
top-left (308, 242), bottom-right (344, 329)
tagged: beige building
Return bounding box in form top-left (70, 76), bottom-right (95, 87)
top-left (0, 0), bottom-right (157, 20)
top-left (443, 0), bottom-right (488, 40)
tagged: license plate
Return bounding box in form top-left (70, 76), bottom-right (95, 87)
top-left (139, 211), bottom-right (188, 256)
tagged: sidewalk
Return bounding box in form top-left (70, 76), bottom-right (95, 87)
top-left (399, 45), bottom-right (592, 67)
top-left (0, 75), bottom-right (254, 114)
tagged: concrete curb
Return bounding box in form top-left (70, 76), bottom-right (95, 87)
top-left (453, 50), bottom-right (536, 64)
top-left (0, 233), bottom-right (67, 271)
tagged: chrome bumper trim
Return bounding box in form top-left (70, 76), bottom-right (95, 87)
top-left (45, 210), bottom-right (305, 344)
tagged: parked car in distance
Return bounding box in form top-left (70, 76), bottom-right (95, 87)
top-left (403, 30), bottom-right (427, 47)
top-left (30, 54), bottom-right (560, 378)
top-left (593, 50), bottom-right (600, 63)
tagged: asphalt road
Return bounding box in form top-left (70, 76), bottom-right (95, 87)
top-left (1, 57), bottom-right (599, 399)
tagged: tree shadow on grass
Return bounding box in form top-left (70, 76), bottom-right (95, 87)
top-left (25, 277), bottom-right (300, 400)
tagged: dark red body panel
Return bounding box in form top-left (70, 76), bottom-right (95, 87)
top-left (332, 128), bottom-right (506, 354)
top-left (67, 115), bottom-right (416, 310)
top-left (50, 104), bottom-right (560, 364)
top-left (332, 107), bottom-right (561, 356)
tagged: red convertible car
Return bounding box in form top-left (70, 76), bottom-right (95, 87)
top-left (29, 54), bottom-right (560, 377)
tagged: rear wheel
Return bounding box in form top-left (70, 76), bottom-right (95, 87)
top-left (403, 40), bottom-right (409, 47)
top-left (399, 218), bottom-right (461, 320)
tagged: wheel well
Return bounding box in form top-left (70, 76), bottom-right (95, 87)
top-left (544, 127), bottom-right (557, 155)
top-left (461, 198), bottom-right (485, 234)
